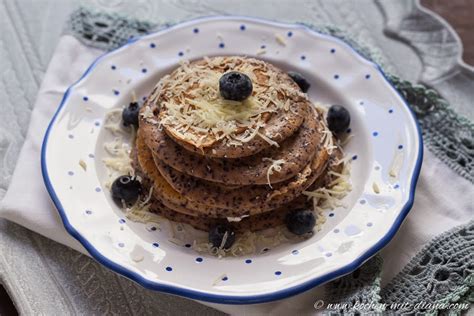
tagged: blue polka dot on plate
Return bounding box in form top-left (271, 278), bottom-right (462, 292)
top-left (398, 145), bottom-right (403, 149)
top-left (260, 44), bottom-right (266, 49)
top-left (373, 131), bottom-right (379, 137)
top-left (83, 96), bottom-right (89, 101)
top-left (292, 250), bottom-right (299, 255)
top-left (119, 218), bottom-right (126, 224)
top-left (178, 51), bottom-right (184, 56)
top-left (219, 43), bottom-right (225, 48)
top-left (275, 271), bottom-right (282, 276)
top-left (329, 212), bottom-right (334, 217)
top-left (113, 90), bottom-right (120, 96)
top-left (166, 266), bottom-right (173, 272)
top-left (85, 210), bottom-right (92, 215)
top-left (193, 28), bottom-right (199, 34)
top-left (68, 171), bottom-right (74, 176)
top-left (111, 65), bottom-right (116, 70)
top-left (360, 199), bottom-right (366, 205)
top-left (352, 155), bottom-right (358, 160)
top-left (240, 24), bottom-right (246, 31)
top-left (334, 228), bottom-right (340, 233)
top-left (150, 43), bottom-right (156, 48)
top-left (88, 153), bottom-right (95, 158)
top-left (94, 121), bottom-right (100, 126)
top-left (185, 243), bottom-right (191, 248)
top-left (196, 257), bottom-right (203, 263)
top-left (95, 187), bottom-right (101, 192)
top-left (287, 31), bottom-right (293, 37)
top-left (365, 74), bottom-right (371, 79)
top-left (334, 74), bottom-right (340, 79)
top-left (68, 134), bottom-right (74, 139)
top-left (222, 276), bottom-right (228, 281)
top-left (331, 48), bottom-right (336, 53)
top-left (367, 222), bottom-right (373, 227)
top-left (118, 242), bottom-right (124, 248)
top-left (245, 259), bottom-right (252, 264)
top-left (389, 109), bottom-right (394, 113)
top-left (142, 68), bottom-right (147, 73)
top-left (152, 242), bottom-right (159, 248)
top-left (325, 252), bottom-right (333, 257)
top-left (300, 55), bottom-right (306, 60)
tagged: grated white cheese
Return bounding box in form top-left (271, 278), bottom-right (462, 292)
top-left (102, 109), bottom-right (135, 188)
top-left (262, 157), bottom-right (286, 188)
top-left (256, 48), bottom-right (267, 55)
top-left (157, 56), bottom-right (301, 148)
top-left (372, 182), bottom-right (380, 194)
top-left (389, 150), bottom-right (404, 178)
top-left (303, 158), bottom-right (352, 214)
top-left (226, 215), bottom-right (250, 222)
top-left (275, 33), bottom-right (287, 46)
top-left (79, 159), bottom-right (87, 171)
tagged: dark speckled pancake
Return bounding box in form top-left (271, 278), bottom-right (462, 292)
top-left (153, 146), bottom-right (330, 215)
top-left (147, 196), bottom-right (310, 232)
top-left (135, 129), bottom-right (239, 217)
top-left (134, 131), bottom-right (343, 231)
top-left (146, 105), bottom-right (323, 186)
top-left (144, 56), bottom-right (308, 158)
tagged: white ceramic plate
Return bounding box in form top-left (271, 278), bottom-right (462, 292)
top-left (42, 16), bottom-right (422, 304)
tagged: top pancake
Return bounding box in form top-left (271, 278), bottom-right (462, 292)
top-left (143, 56), bottom-right (308, 158)
top-left (143, 105), bottom-right (324, 186)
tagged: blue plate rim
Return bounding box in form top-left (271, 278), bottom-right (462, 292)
top-left (41, 15), bottom-right (423, 305)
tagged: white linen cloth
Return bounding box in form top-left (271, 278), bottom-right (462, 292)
top-left (0, 35), bottom-right (472, 315)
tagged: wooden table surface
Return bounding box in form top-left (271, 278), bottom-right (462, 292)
top-left (421, 0), bottom-right (474, 66)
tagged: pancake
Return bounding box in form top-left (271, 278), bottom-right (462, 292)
top-left (147, 196), bottom-right (310, 233)
top-left (153, 147), bottom-right (330, 215)
top-left (143, 56), bottom-right (309, 158)
top-left (134, 132), bottom-right (344, 231)
top-left (145, 105), bottom-right (324, 186)
top-left (135, 128), bottom-right (240, 217)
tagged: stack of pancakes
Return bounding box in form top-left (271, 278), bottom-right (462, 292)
top-left (134, 56), bottom-right (341, 232)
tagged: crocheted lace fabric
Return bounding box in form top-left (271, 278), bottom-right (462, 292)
top-left (66, 7), bottom-right (474, 314)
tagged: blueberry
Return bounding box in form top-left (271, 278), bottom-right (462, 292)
top-left (327, 105), bottom-right (351, 134)
top-left (285, 209), bottom-right (316, 235)
top-left (122, 102), bottom-right (140, 127)
top-left (288, 71), bottom-right (310, 93)
top-left (111, 175), bottom-right (142, 206)
top-left (219, 72), bottom-right (253, 101)
top-left (209, 223), bottom-right (236, 249)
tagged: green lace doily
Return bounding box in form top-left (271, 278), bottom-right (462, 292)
top-left (65, 7), bottom-right (474, 314)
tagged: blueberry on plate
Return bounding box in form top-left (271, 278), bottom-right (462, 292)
top-left (209, 223), bottom-right (236, 249)
top-left (326, 105), bottom-right (351, 134)
top-left (122, 102), bottom-right (140, 128)
top-left (111, 175), bottom-right (142, 207)
top-left (288, 71), bottom-right (310, 93)
top-left (219, 71), bottom-right (253, 101)
top-left (285, 209), bottom-right (316, 235)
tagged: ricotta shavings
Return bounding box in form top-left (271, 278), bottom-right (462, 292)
top-left (303, 157), bottom-right (352, 216)
top-left (191, 226), bottom-right (300, 258)
top-left (262, 157), bottom-right (286, 188)
top-left (275, 33), bottom-right (287, 46)
top-left (156, 57), bottom-right (303, 148)
top-left (102, 109), bottom-right (135, 188)
top-left (316, 103), bottom-right (338, 155)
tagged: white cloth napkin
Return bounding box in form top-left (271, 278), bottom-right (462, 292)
top-left (0, 35), bottom-right (472, 315)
